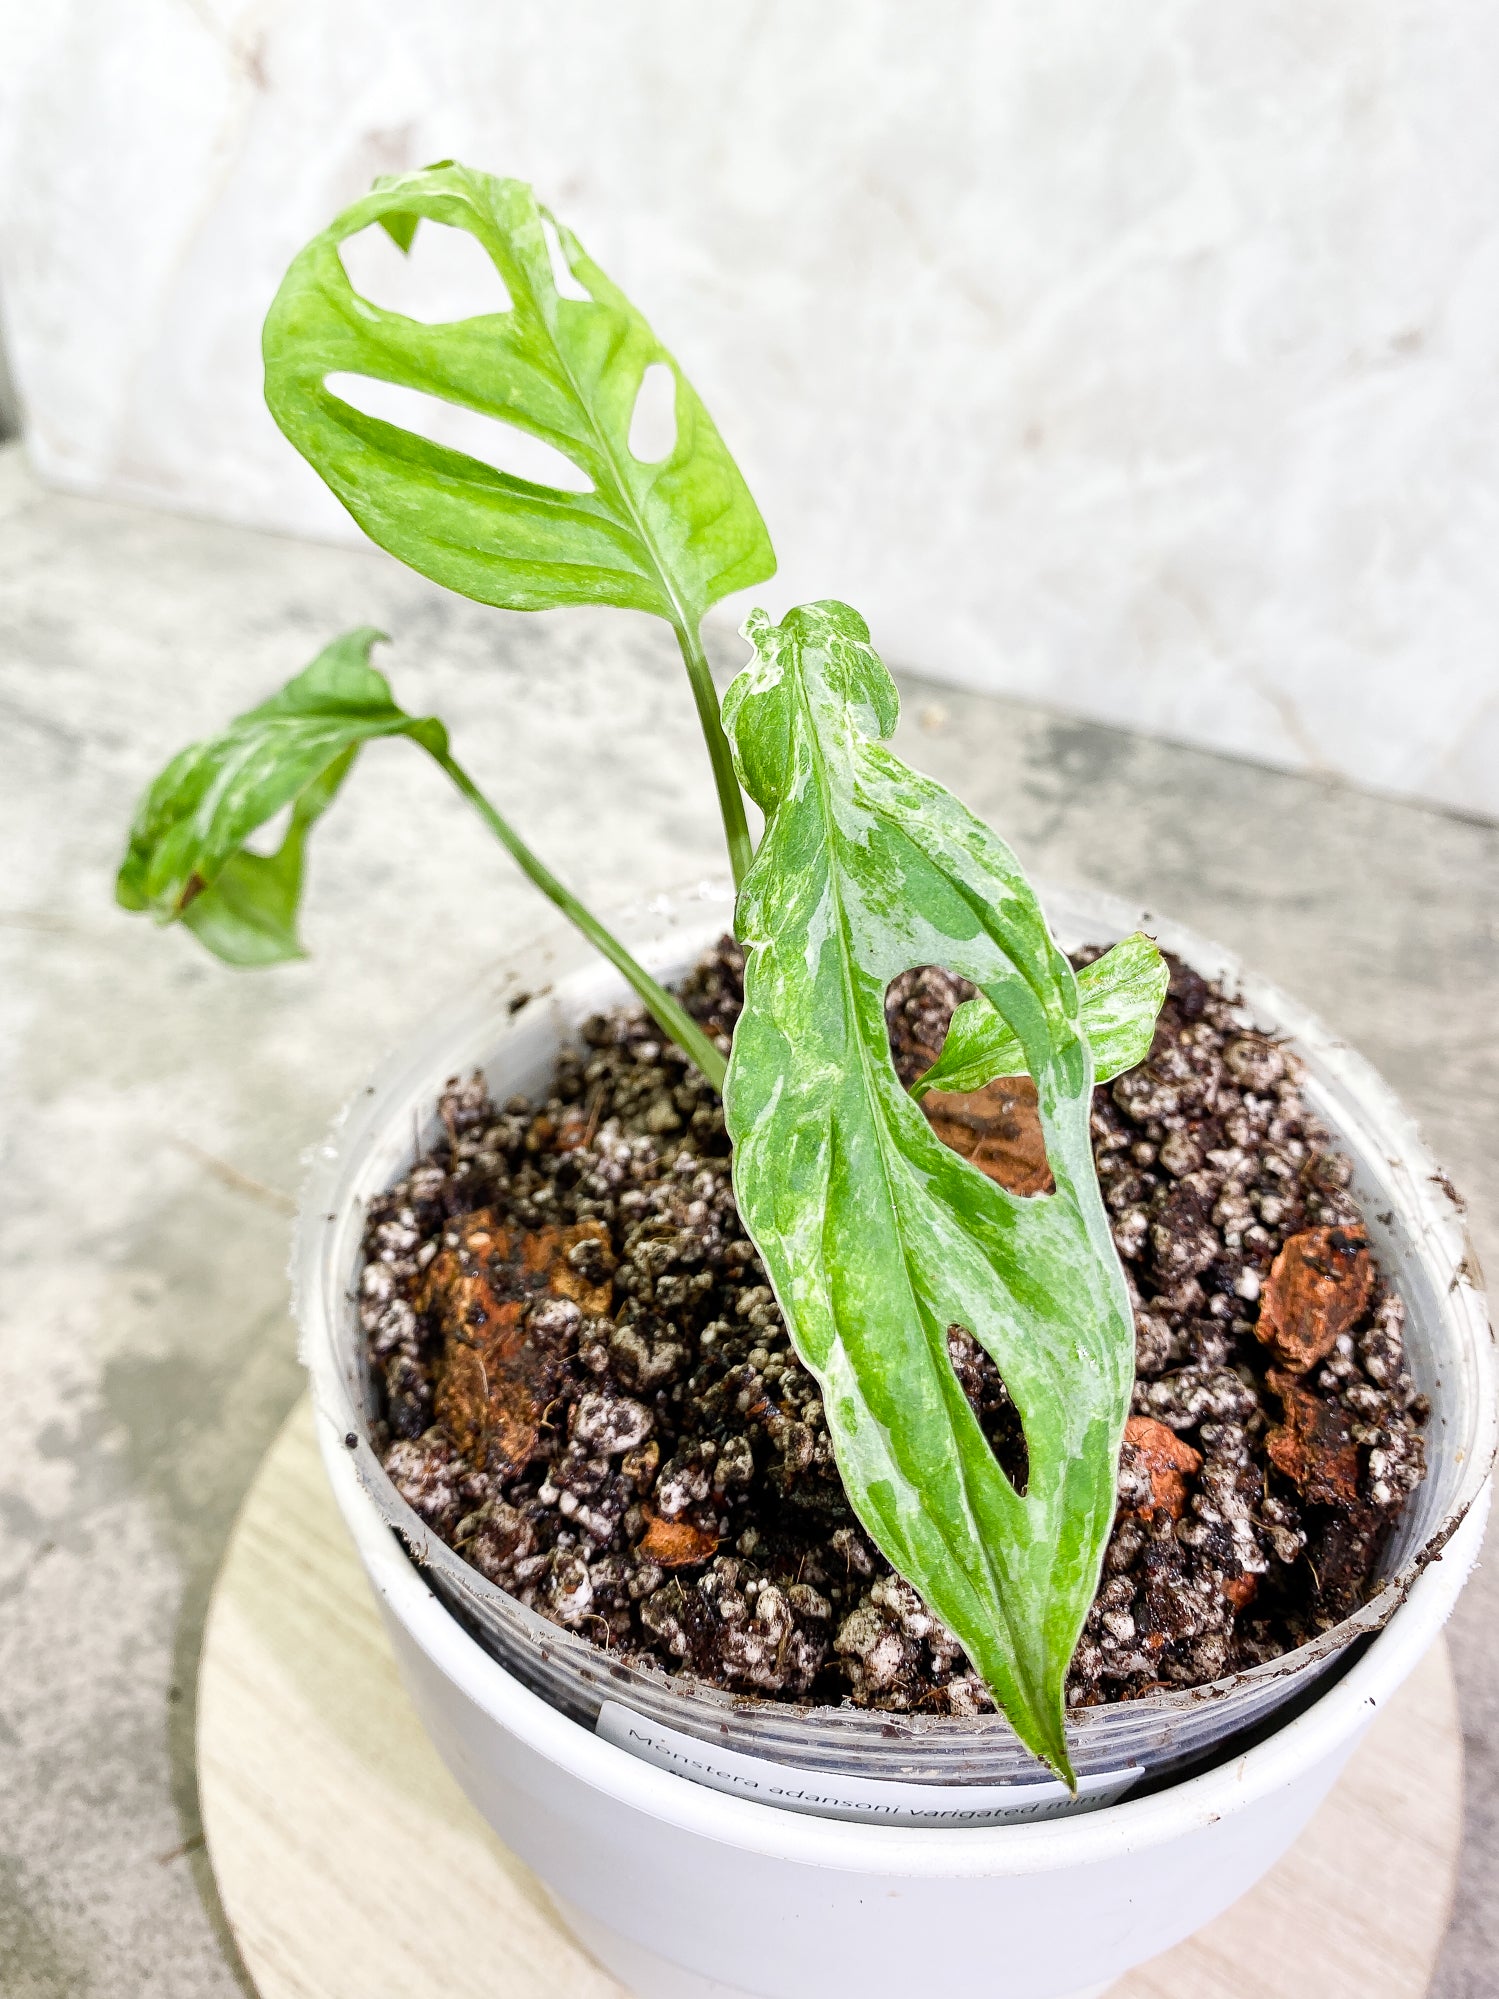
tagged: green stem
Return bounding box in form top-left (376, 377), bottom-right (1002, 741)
top-left (673, 619), bottom-right (753, 893)
top-left (431, 747), bottom-right (727, 1094)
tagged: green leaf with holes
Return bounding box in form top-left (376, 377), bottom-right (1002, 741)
top-left (263, 162), bottom-right (775, 627)
top-left (116, 628), bottom-right (445, 966)
top-left (912, 932), bottom-right (1168, 1100)
top-left (721, 602), bottom-right (1136, 1781)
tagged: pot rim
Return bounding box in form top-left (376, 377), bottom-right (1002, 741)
top-left (316, 1398), bottom-right (1488, 1873)
top-left (297, 876), bottom-right (1497, 1777)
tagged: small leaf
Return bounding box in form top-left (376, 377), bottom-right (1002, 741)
top-left (263, 163), bottom-right (775, 629)
top-left (116, 629), bottom-right (444, 963)
top-left (722, 602), bottom-right (1135, 1782)
top-left (912, 932), bottom-right (1168, 1100)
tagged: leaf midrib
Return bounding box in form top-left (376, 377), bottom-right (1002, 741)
top-left (522, 223), bottom-right (698, 635)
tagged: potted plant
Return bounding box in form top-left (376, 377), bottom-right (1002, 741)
top-left (118, 165), bottom-right (1494, 1999)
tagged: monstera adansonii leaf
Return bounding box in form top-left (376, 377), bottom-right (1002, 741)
top-left (114, 626), bottom-right (726, 1080)
top-left (262, 160), bottom-right (774, 884)
top-left (116, 629), bottom-right (445, 966)
top-left (262, 161), bottom-right (774, 628)
top-left (722, 602), bottom-right (1140, 1781)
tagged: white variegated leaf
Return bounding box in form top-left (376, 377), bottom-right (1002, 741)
top-left (722, 601), bottom-right (1137, 1780)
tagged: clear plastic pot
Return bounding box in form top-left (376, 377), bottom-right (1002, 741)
top-left (298, 878), bottom-right (1495, 1797)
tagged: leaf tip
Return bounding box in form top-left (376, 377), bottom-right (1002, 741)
top-left (1015, 1694), bottom-right (1078, 1793)
top-left (1050, 1740), bottom-right (1080, 1796)
top-left (114, 865), bottom-right (146, 914)
top-left (375, 211), bottom-right (420, 255)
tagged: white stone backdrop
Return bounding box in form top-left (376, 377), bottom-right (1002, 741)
top-left (3, 1), bottom-right (1497, 820)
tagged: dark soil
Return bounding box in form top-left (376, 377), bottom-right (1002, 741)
top-left (360, 942), bottom-right (1427, 1714)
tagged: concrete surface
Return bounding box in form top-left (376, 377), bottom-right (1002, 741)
top-left (0, 439), bottom-right (1494, 1995)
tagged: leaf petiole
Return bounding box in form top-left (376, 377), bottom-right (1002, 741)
top-left (673, 619), bottom-right (753, 892)
top-left (431, 746), bottom-right (728, 1091)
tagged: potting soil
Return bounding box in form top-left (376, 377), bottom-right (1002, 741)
top-left (359, 943), bottom-right (1427, 1712)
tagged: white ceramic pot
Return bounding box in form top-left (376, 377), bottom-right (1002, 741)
top-left (299, 881), bottom-right (1495, 1999)
top-left (317, 1414), bottom-right (1485, 1999)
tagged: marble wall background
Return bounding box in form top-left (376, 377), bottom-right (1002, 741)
top-left (2, 1), bottom-right (1497, 821)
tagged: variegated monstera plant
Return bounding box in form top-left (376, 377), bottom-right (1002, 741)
top-left (118, 164), bottom-right (1167, 1781)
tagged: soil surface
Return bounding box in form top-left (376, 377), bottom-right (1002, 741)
top-left (360, 943), bottom-right (1427, 1713)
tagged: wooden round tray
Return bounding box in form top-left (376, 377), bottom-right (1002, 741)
top-left (198, 1400), bottom-right (1463, 1998)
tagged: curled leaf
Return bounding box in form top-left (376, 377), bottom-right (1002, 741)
top-left (912, 932), bottom-right (1168, 1100)
top-left (722, 601), bottom-right (1134, 1781)
top-left (116, 629), bottom-right (444, 966)
top-left (114, 627), bottom-right (726, 1083)
top-left (263, 163), bottom-right (774, 627)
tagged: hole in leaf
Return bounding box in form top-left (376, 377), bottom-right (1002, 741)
top-left (324, 374), bottom-right (594, 492)
top-left (541, 214), bottom-right (591, 301)
top-left (947, 1324), bottom-right (1030, 1495)
top-left (337, 221), bottom-right (512, 322)
top-left (243, 802), bottom-right (293, 857)
top-left (886, 964), bottom-right (975, 1089)
top-left (921, 1076), bottom-right (1054, 1198)
top-left (886, 966), bottom-right (1055, 1198)
top-left (628, 362), bottom-right (678, 462)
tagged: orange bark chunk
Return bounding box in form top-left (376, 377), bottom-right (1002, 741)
top-left (1255, 1226), bottom-right (1374, 1374)
top-left (1265, 1368), bottom-right (1360, 1508)
top-left (423, 1212), bottom-right (614, 1475)
top-left (1121, 1415), bottom-right (1203, 1521)
top-left (637, 1508), bottom-right (720, 1569)
top-left (921, 1075), bottom-right (1055, 1197)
